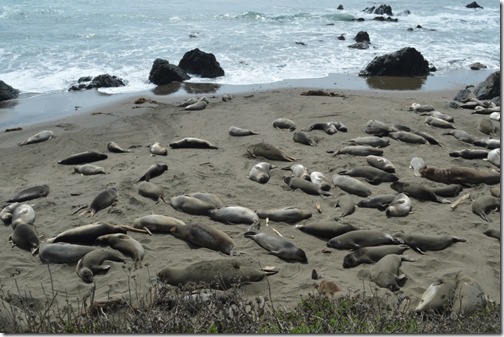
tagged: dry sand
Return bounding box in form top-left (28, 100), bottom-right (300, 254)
top-left (0, 87), bottom-right (500, 314)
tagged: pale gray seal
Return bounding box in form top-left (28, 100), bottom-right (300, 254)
top-left (248, 162), bottom-right (275, 184)
top-left (294, 222), bottom-right (358, 239)
top-left (473, 137), bottom-right (500, 150)
top-left (489, 186), bottom-right (500, 198)
top-left (11, 203), bottom-right (36, 227)
top-left (327, 229), bottom-right (401, 250)
top-left (170, 223), bottom-right (236, 255)
top-left (420, 110), bottom-right (454, 122)
top-left (343, 244), bottom-right (409, 268)
top-left (310, 171), bottom-right (331, 191)
top-left (95, 233), bottom-right (144, 268)
top-left (18, 130), bottom-right (54, 146)
top-left (157, 258), bottom-right (277, 290)
top-left (0, 202), bottom-right (20, 225)
top-left (283, 163), bottom-right (310, 180)
top-left (486, 148), bottom-right (500, 168)
top-left (304, 122), bottom-right (337, 135)
top-left (58, 151), bottom-right (108, 165)
top-left (393, 232), bottom-right (466, 254)
top-left (357, 194), bottom-right (395, 210)
top-left (332, 174), bottom-right (372, 197)
top-left (39, 242), bottom-right (98, 263)
top-left (415, 271), bottom-right (459, 313)
top-left (76, 249), bottom-right (125, 283)
top-left (477, 118), bottom-right (497, 135)
top-left (365, 120), bottom-right (392, 137)
top-left (11, 223), bottom-right (39, 253)
top-left (177, 96), bottom-right (209, 107)
top-left (133, 214), bottom-right (186, 233)
top-left (284, 176), bottom-right (332, 197)
top-left (138, 181), bottom-right (166, 203)
top-left (409, 103), bottom-right (435, 112)
top-left (107, 141), bottom-right (130, 153)
top-left (293, 131), bottom-right (316, 146)
top-left (244, 230), bottom-right (307, 263)
top-left (420, 166), bottom-right (500, 186)
top-left (137, 163), bottom-right (168, 182)
top-left (333, 145), bottom-right (383, 156)
top-left (338, 166), bottom-right (398, 185)
top-left (366, 155), bottom-right (395, 173)
top-left (388, 131), bottom-right (427, 144)
top-left (170, 195), bottom-right (216, 215)
top-left (79, 187), bottom-right (118, 217)
top-left (357, 254), bottom-right (415, 291)
top-left (189, 192), bottom-right (225, 209)
top-left (424, 116), bottom-right (456, 129)
top-left (385, 193), bottom-right (412, 217)
top-left (184, 100), bottom-right (208, 111)
top-left (272, 118), bottom-right (296, 131)
top-left (471, 195), bottom-right (500, 222)
top-left (345, 136), bottom-right (390, 148)
top-left (390, 181), bottom-right (449, 203)
top-left (209, 206), bottom-right (259, 225)
top-left (150, 142), bottom-right (168, 156)
top-left (50, 222), bottom-right (127, 245)
top-left (169, 137), bottom-right (218, 149)
top-left (409, 157), bottom-right (426, 177)
top-left (255, 207), bottom-right (312, 223)
top-left (247, 142), bottom-right (296, 161)
top-left (73, 164), bottom-right (106, 175)
top-left (7, 185), bottom-right (49, 203)
top-left (449, 148), bottom-right (489, 160)
top-left (228, 126), bottom-right (258, 137)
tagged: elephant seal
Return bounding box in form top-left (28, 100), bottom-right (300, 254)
top-left (283, 164), bottom-right (310, 180)
top-left (11, 203), bottom-right (36, 227)
top-left (442, 130), bottom-right (477, 144)
top-left (272, 118), bottom-right (296, 131)
top-left (489, 186), bottom-right (500, 198)
top-left (0, 202), bottom-right (20, 225)
top-left (478, 118), bottom-right (497, 135)
top-left (334, 145), bottom-right (383, 156)
top-left (247, 142), bottom-right (296, 161)
top-left (483, 229), bottom-right (500, 241)
top-left (76, 249), bottom-right (126, 283)
top-left (414, 271), bottom-right (459, 313)
top-left (228, 126), bottom-right (258, 137)
top-left (332, 174), bottom-right (372, 197)
top-left (137, 163), bottom-right (168, 182)
top-left (357, 194), bottom-right (395, 210)
top-left (133, 214), bottom-right (186, 233)
top-left (451, 275), bottom-right (487, 317)
top-left (310, 171), bottom-right (331, 191)
top-left (7, 185), bottom-right (49, 203)
top-left (256, 207), bottom-right (312, 223)
top-left (304, 122), bottom-right (337, 135)
top-left (170, 195), bottom-right (216, 215)
top-left (357, 254), bottom-right (415, 291)
top-left (490, 112), bottom-right (500, 121)
top-left (343, 244), bottom-right (409, 268)
top-left (248, 162), bottom-right (275, 184)
top-left (294, 222), bottom-right (358, 239)
top-left (390, 181), bottom-right (449, 203)
top-left (150, 142), bottom-right (168, 156)
top-left (189, 192), bottom-right (225, 209)
top-left (73, 164), bottom-right (106, 175)
top-left (244, 230), bottom-right (307, 263)
top-left (11, 223), bottom-right (39, 253)
top-left (486, 148), bottom-right (500, 168)
top-left (449, 149), bottom-right (489, 160)
top-left (332, 122), bottom-right (347, 132)
top-left (411, 130), bottom-right (443, 147)
top-left (385, 193), bottom-right (412, 217)
top-left (184, 100), bottom-right (207, 111)
top-left (284, 176), bottom-right (332, 197)
top-left (345, 136), bottom-right (389, 148)
top-left (170, 223), bottom-right (236, 255)
top-left (425, 116), bottom-right (456, 129)
top-left (18, 130), bottom-right (54, 146)
top-left (138, 181), bottom-right (166, 203)
top-left (39, 242), bottom-right (98, 263)
top-left (107, 141), bottom-right (130, 153)
top-left (334, 194), bottom-right (355, 219)
top-left (338, 166), bottom-right (398, 185)
top-left (419, 166), bottom-right (500, 186)
top-left (473, 137), bottom-right (500, 150)
top-left (95, 233), bottom-right (144, 268)
top-left (409, 103), bottom-right (435, 112)
top-left (50, 222), bottom-right (127, 245)
top-left (157, 258), bottom-right (277, 290)
top-left (431, 184), bottom-right (463, 198)
top-left (209, 206), bottom-right (259, 225)
top-left (393, 233), bottom-right (466, 254)
top-left (366, 155), bottom-right (395, 173)
top-left (471, 195), bottom-right (500, 222)
top-left (58, 151), bottom-right (108, 165)
top-left (365, 120), bottom-right (392, 137)
top-left (293, 131), bottom-right (316, 146)
top-left (327, 229), bottom-right (401, 250)
top-left (420, 110), bottom-right (454, 122)
top-left (177, 96), bottom-right (209, 107)
top-left (169, 137), bottom-right (218, 149)
top-left (409, 157), bottom-right (426, 177)
top-left (388, 131), bottom-right (427, 144)
top-left (79, 188), bottom-right (118, 217)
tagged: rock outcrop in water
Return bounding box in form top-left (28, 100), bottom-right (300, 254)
top-left (0, 81), bottom-right (20, 101)
top-left (178, 48), bottom-right (225, 78)
top-left (358, 47), bottom-right (430, 77)
top-left (452, 71), bottom-right (500, 103)
top-left (363, 4), bottom-right (393, 16)
top-left (466, 2), bottom-right (483, 9)
top-left (68, 74), bottom-right (126, 91)
top-left (148, 58), bottom-right (191, 86)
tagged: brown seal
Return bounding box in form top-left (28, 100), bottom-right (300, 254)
top-left (420, 166), bottom-right (500, 186)
top-left (343, 244), bottom-right (409, 268)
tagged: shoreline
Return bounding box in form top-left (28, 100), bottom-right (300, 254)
top-left (0, 68), bottom-right (494, 130)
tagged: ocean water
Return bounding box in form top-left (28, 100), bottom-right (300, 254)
top-left (0, 0), bottom-right (500, 96)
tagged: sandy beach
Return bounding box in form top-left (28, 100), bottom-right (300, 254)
top-left (0, 85), bottom-right (500, 316)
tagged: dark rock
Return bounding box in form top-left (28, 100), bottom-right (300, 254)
top-left (474, 71), bottom-right (500, 100)
top-left (354, 31), bottom-right (370, 43)
top-left (407, 28), bottom-right (414, 32)
top-left (364, 4), bottom-right (393, 16)
top-left (469, 62), bottom-right (487, 70)
top-left (353, 17), bottom-right (365, 22)
top-left (429, 65), bottom-right (437, 72)
top-left (348, 42), bottom-right (369, 50)
top-left (178, 48), bottom-right (224, 78)
top-left (490, 96), bottom-right (500, 106)
top-left (337, 34), bottom-right (346, 41)
top-left (68, 74), bottom-right (126, 91)
top-left (359, 47), bottom-right (430, 77)
top-left (448, 101), bottom-right (461, 109)
top-left (453, 85), bottom-right (475, 102)
top-left (295, 41), bottom-right (307, 46)
top-left (149, 58), bottom-right (191, 85)
top-left (373, 16), bottom-right (398, 22)
top-left (466, 1), bottom-right (483, 9)
top-left (416, 25), bottom-right (422, 29)
top-left (0, 81), bottom-right (20, 101)
top-left (337, 5), bottom-right (344, 10)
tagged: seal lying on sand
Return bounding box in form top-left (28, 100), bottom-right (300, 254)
top-left (76, 249), bottom-right (125, 283)
top-left (7, 185), bottom-right (50, 203)
top-left (247, 142), bottom-right (296, 161)
top-left (170, 223), bottom-right (236, 256)
top-left (18, 130), bottom-right (54, 146)
top-left (244, 230), bottom-right (308, 263)
top-left (78, 188), bottom-right (118, 217)
top-left (49, 222), bottom-right (126, 245)
top-left (393, 232), bottom-right (466, 254)
top-left (357, 254), bottom-right (416, 291)
top-left (58, 151), bottom-right (108, 165)
top-left (327, 229), bottom-right (401, 250)
top-left (420, 166), bottom-right (500, 186)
